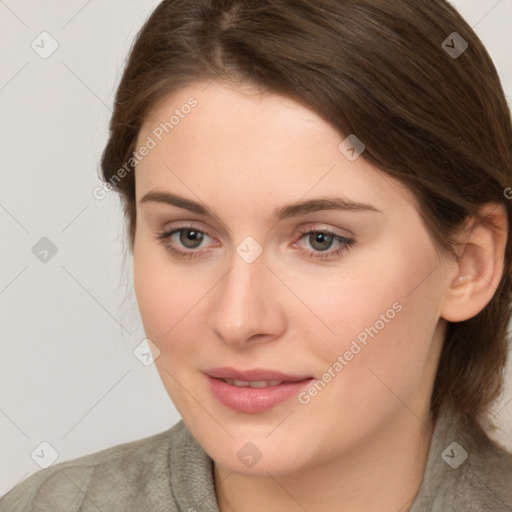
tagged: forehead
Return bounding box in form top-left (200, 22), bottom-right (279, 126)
top-left (139, 80), bottom-right (337, 157)
top-left (134, 80), bottom-right (415, 215)
top-left (142, 79), bottom-right (317, 129)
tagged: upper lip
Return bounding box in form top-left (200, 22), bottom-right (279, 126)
top-left (205, 367), bottom-right (313, 382)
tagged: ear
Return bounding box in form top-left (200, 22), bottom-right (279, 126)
top-left (441, 202), bottom-right (508, 323)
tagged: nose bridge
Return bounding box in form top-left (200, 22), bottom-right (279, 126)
top-left (208, 244), bottom-right (282, 346)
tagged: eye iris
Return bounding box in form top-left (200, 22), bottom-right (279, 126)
top-left (309, 232), bottom-right (333, 251)
top-left (179, 229), bottom-right (204, 249)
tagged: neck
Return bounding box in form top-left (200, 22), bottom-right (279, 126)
top-left (214, 407), bottom-right (435, 512)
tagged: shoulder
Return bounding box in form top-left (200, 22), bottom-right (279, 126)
top-left (415, 408), bottom-right (512, 512)
top-left (0, 421), bottom-right (189, 512)
top-left (453, 417), bottom-right (512, 511)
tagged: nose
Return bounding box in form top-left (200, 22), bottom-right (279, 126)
top-left (208, 247), bottom-right (286, 349)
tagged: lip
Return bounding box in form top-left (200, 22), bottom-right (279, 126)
top-left (205, 367), bottom-right (314, 413)
top-left (205, 367), bottom-right (311, 383)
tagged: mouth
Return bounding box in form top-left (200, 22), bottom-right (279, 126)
top-left (205, 367), bottom-right (314, 413)
top-left (205, 366), bottom-right (312, 383)
top-left (220, 378), bottom-right (287, 388)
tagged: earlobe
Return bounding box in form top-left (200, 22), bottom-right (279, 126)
top-left (441, 202), bottom-right (508, 323)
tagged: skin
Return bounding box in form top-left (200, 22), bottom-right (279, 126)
top-left (132, 80), bottom-right (507, 512)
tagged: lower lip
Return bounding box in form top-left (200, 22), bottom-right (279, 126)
top-left (206, 375), bottom-right (314, 413)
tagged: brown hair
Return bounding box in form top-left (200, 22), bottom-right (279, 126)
top-left (100, 0), bottom-right (512, 432)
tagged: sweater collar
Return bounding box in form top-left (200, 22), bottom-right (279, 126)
top-left (408, 404), bottom-right (464, 510)
top-left (169, 420), bottom-right (220, 512)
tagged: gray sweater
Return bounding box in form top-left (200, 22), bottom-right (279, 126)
top-left (1, 406), bottom-right (511, 511)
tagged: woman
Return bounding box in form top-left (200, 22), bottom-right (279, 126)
top-left (2, 0), bottom-right (511, 510)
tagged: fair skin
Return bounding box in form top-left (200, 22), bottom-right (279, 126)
top-left (132, 80), bottom-right (507, 512)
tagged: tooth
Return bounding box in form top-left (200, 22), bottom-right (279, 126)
top-left (250, 380), bottom-right (283, 387)
top-left (248, 380), bottom-right (269, 388)
top-left (224, 379), bottom-right (285, 388)
top-left (233, 379), bottom-right (250, 387)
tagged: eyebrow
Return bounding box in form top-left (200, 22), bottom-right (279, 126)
top-left (139, 190), bottom-right (381, 220)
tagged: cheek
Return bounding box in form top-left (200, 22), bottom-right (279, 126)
top-left (285, 251), bottom-right (417, 354)
top-left (295, 239), bottom-right (442, 392)
top-left (133, 246), bottom-right (203, 409)
top-left (133, 238), bottom-right (215, 373)
top-left (133, 239), bottom-right (188, 340)
top-left (133, 259), bottom-right (167, 338)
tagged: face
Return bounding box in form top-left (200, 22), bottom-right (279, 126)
top-left (133, 80), bottom-right (451, 476)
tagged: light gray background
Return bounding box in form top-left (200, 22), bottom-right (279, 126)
top-left (1, 0), bottom-right (511, 496)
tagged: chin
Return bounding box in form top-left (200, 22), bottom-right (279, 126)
top-left (213, 447), bottom-right (305, 477)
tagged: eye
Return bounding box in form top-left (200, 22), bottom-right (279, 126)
top-left (154, 224), bottom-right (355, 262)
top-left (294, 228), bottom-right (354, 261)
top-left (155, 225), bottom-right (215, 260)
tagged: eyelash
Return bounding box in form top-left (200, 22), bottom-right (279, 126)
top-left (155, 224), bottom-right (355, 261)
